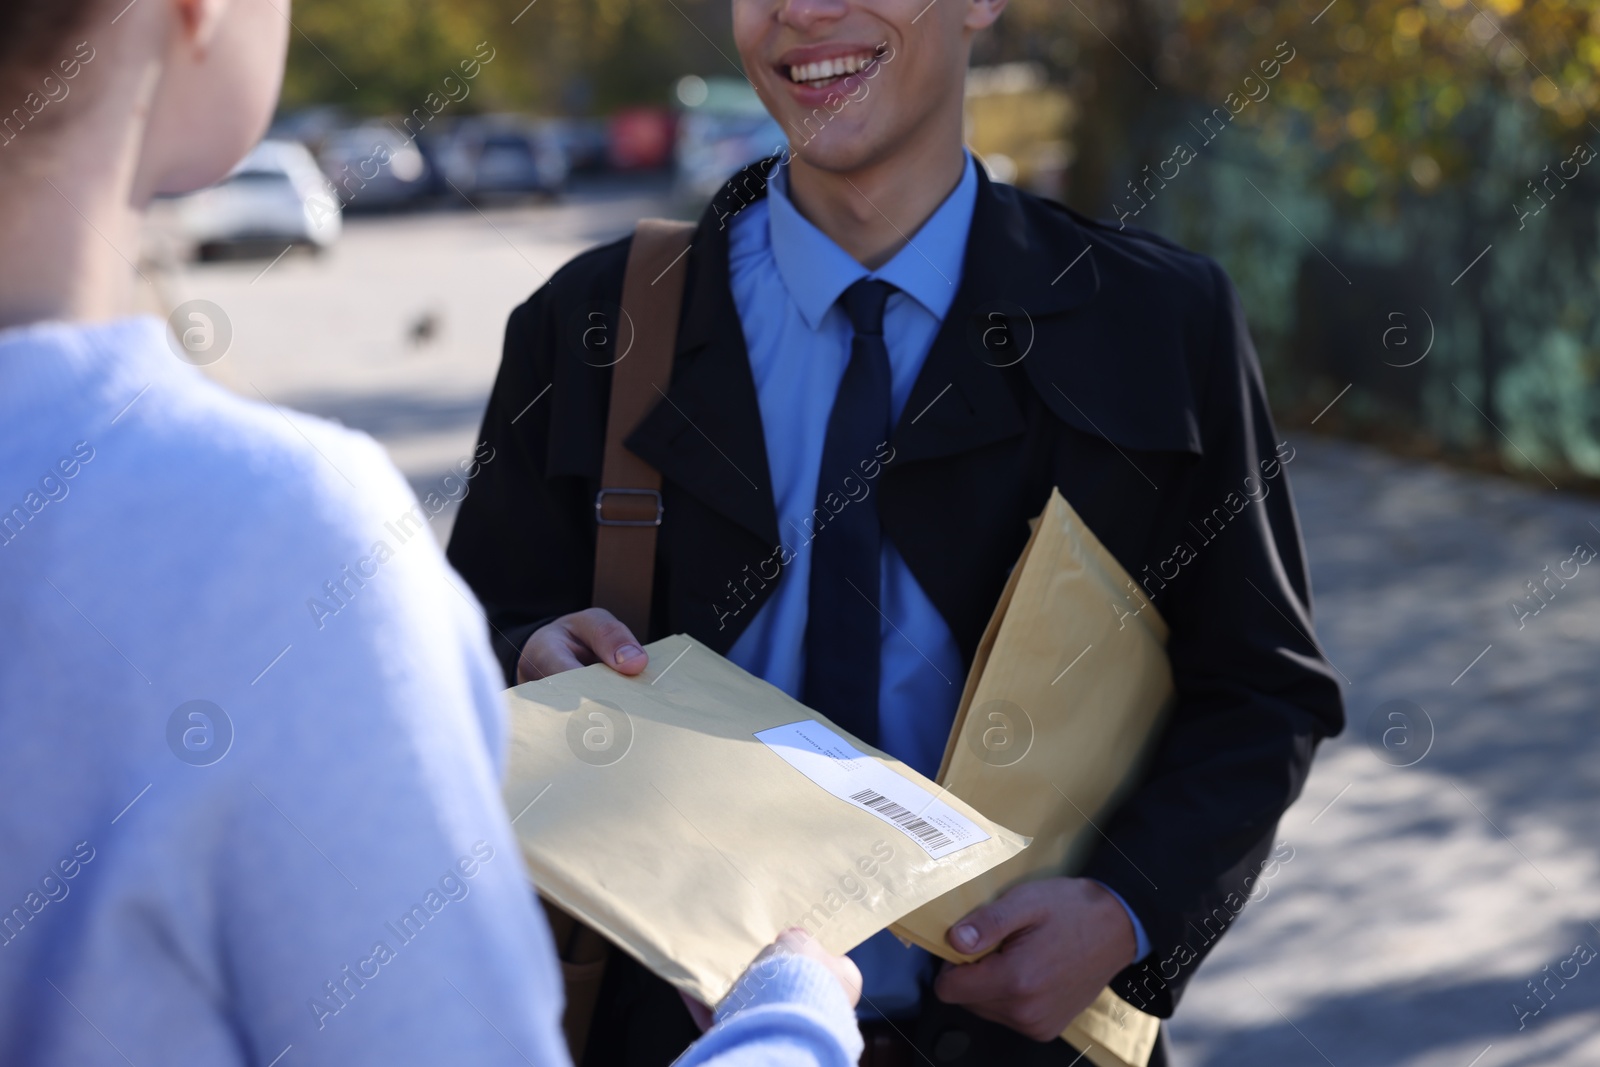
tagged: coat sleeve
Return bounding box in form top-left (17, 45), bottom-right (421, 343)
top-left (1082, 260), bottom-right (1345, 1017)
top-left (447, 283), bottom-right (602, 685)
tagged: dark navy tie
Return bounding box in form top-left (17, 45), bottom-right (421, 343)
top-left (803, 279), bottom-right (895, 746)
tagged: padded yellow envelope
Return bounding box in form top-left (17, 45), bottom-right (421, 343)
top-left (891, 489), bottom-right (1176, 1067)
top-left (502, 634), bottom-right (1029, 1007)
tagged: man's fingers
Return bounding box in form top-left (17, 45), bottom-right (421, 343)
top-left (932, 985), bottom-right (1027, 1033)
top-left (945, 996), bottom-right (1010, 1031)
top-left (518, 610), bottom-right (647, 683)
top-left (565, 608), bottom-right (648, 674)
top-left (932, 948), bottom-right (1019, 1005)
top-left (947, 883), bottom-right (1044, 956)
top-left (516, 637), bottom-right (583, 684)
top-left (948, 991), bottom-right (1061, 1043)
top-left (938, 878), bottom-right (1129, 1041)
top-left (935, 954), bottom-right (1066, 1040)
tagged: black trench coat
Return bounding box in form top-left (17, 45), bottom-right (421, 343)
top-left (447, 160), bottom-right (1345, 1059)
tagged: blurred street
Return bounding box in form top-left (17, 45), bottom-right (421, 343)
top-left (148, 174), bottom-right (678, 541)
top-left (149, 180), bottom-right (1600, 1067)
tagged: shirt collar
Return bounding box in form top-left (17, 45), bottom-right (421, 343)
top-left (766, 151), bottom-right (979, 331)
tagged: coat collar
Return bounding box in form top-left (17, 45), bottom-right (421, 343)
top-left (672, 157), bottom-right (1102, 351)
top-left (626, 158), bottom-right (1110, 545)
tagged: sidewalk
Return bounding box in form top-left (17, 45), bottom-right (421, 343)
top-left (1169, 435), bottom-right (1600, 1067)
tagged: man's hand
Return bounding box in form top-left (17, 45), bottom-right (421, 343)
top-left (934, 877), bottom-right (1136, 1042)
top-left (680, 927), bottom-right (863, 1032)
top-left (516, 608), bottom-right (648, 683)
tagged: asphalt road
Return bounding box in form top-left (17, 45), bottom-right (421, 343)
top-left (1170, 437), bottom-right (1600, 1067)
top-left (149, 179), bottom-right (1600, 1067)
top-left (151, 175), bottom-right (680, 542)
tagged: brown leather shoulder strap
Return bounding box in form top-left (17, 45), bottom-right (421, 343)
top-left (591, 218), bottom-right (694, 638)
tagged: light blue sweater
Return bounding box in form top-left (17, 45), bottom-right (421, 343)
top-left (0, 316), bottom-right (863, 1067)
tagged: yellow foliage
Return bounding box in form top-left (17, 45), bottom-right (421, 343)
top-left (1531, 76), bottom-right (1564, 104)
top-left (1394, 7), bottom-right (1428, 36)
top-left (1346, 108), bottom-right (1379, 138)
top-left (965, 86), bottom-right (1077, 187)
top-left (1001, 0), bottom-right (1600, 203)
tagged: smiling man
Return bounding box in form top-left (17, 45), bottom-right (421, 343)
top-left (449, 0), bottom-right (1345, 1064)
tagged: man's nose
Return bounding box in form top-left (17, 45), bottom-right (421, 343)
top-left (777, 0), bottom-right (853, 34)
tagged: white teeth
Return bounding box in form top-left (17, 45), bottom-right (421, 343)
top-left (789, 53), bottom-right (875, 84)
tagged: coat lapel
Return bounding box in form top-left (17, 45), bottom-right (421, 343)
top-left (891, 169), bottom-right (1102, 466)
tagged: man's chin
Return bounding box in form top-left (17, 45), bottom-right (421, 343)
top-left (784, 130), bottom-right (894, 179)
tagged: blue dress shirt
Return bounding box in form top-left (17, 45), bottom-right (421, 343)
top-left (724, 153), bottom-right (1148, 1018)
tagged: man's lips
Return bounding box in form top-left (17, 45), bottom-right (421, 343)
top-left (775, 43), bottom-right (888, 91)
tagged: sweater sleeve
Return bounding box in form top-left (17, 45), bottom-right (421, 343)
top-left (675, 955), bottom-right (865, 1067)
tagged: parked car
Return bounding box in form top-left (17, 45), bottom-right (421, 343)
top-left (674, 77), bottom-right (784, 203)
top-left (547, 117), bottom-right (611, 174)
top-left (609, 107), bottom-right (677, 171)
top-left (318, 123), bottom-right (435, 211)
top-left (266, 105), bottom-right (349, 158)
top-left (172, 139), bottom-right (341, 260)
top-left (437, 117), bottom-right (568, 202)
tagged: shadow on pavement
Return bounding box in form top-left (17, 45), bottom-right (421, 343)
top-left (1184, 949), bottom-right (1600, 1067)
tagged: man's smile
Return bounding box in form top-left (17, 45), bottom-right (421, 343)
top-left (775, 42), bottom-right (889, 92)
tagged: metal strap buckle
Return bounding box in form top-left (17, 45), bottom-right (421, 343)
top-left (594, 487), bottom-right (663, 527)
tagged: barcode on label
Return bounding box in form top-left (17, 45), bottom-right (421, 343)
top-left (849, 788), bottom-right (953, 851)
top-left (756, 720), bottom-right (988, 860)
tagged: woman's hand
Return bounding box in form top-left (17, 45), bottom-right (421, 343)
top-left (679, 927), bottom-right (863, 1032)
